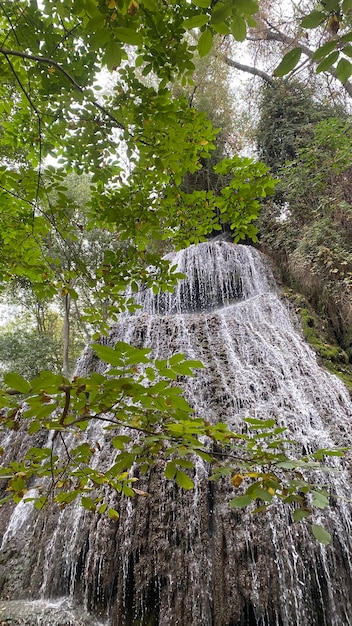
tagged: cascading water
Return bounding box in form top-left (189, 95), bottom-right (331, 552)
top-left (1, 240), bottom-right (352, 625)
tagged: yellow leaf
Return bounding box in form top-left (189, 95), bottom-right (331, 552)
top-left (106, 0), bottom-right (116, 8)
top-left (128, 0), bottom-right (139, 14)
top-left (231, 473), bottom-right (243, 488)
top-left (117, 471), bottom-right (129, 480)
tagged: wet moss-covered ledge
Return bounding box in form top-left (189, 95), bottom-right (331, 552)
top-left (282, 289), bottom-right (352, 394)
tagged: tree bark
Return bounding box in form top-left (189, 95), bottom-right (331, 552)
top-left (220, 54), bottom-right (275, 86)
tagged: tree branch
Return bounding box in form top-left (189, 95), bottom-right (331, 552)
top-left (0, 46), bottom-right (126, 130)
top-left (221, 25), bottom-right (352, 98)
top-left (220, 53), bottom-right (275, 86)
top-left (263, 27), bottom-right (352, 98)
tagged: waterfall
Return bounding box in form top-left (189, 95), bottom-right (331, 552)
top-left (1, 240), bottom-right (352, 626)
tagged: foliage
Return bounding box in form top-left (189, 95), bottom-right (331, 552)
top-left (283, 289), bottom-right (352, 390)
top-left (257, 87), bottom-right (352, 357)
top-left (0, 0), bottom-right (350, 543)
top-left (0, 345), bottom-right (343, 543)
top-left (173, 44), bottom-right (240, 201)
top-left (274, 0), bottom-right (352, 83)
top-left (256, 79), bottom-right (344, 176)
top-left (0, 327), bottom-right (61, 381)
top-left (0, 307), bottom-right (85, 380)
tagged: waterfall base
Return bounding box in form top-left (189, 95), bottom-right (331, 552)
top-left (0, 598), bottom-right (105, 625)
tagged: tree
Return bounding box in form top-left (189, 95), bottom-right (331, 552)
top-left (0, 0), bottom-right (350, 542)
top-left (221, 1), bottom-right (352, 103)
top-left (255, 79), bottom-right (343, 176)
top-left (255, 80), bottom-right (352, 358)
top-left (0, 312), bottom-right (63, 380)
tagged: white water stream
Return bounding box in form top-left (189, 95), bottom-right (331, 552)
top-left (1, 241), bottom-right (352, 625)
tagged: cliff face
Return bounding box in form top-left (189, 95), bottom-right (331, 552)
top-left (1, 241), bottom-right (352, 626)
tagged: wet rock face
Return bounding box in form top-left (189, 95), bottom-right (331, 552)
top-left (0, 599), bottom-right (102, 625)
top-left (1, 241), bottom-right (352, 626)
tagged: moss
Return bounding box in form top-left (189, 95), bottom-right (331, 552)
top-left (282, 288), bottom-right (352, 392)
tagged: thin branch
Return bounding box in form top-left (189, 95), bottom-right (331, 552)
top-left (4, 51), bottom-right (40, 116)
top-left (0, 46), bottom-right (126, 130)
top-left (223, 22), bottom-right (352, 98)
top-left (58, 385), bottom-right (71, 425)
top-left (263, 27), bottom-right (352, 98)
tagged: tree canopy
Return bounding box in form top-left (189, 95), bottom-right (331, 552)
top-left (1, 0), bottom-right (352, 543)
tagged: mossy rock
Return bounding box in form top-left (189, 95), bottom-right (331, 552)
top-left (282, 289), bottom-right (352, 392)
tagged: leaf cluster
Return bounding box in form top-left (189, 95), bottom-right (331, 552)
top-left (0, 356), bottom-right (346, 543)
top-left (274, 0), bottom-right (352, 84)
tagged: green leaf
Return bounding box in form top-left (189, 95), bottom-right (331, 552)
top-left (145, 367), bottom-right (156, 381)
top-left (114, 28), bottom-right (143, 46)
top-left (103, 39), bottom-right (122, 70)
top-left (112, 435), bottom-right (131, 449)
top-left (301, 11), bottom-right (326, 29)
top-left (342, 45), bottom-right (352, 59)
top-left (33, 495), bottom-right (47, 510)
top-left (4, 372), bottom-right (31, 394)
top-left (341, 32), bottom-right (352, 42)
top-left (311, 524), bottom-right (331, 545)
top-left (81, 496), bottom-right (96, 511)
top-left (175, 458), bottom-right (194, 469)
top-left (336, 57), bottom-right (352, 83)
top-left (198, 29), bottom-right (213, 57)
top-left (182, 359), bottom-right (204, 369)
top-left (342, 0), bottom-right (352, 12)
top-left (141, 0), bottom-right (158, 9)
top-left (108, 508), bottom-right (120, 520)
top-left (250, 486), bottom-right (273, 502)
top-left (311, 490), bottom-right (329, 509)
top-left (183, 15), bottom-right (209, 29)
top-left (244, 417), bottom-right (276, 428)
top-left (92, 343), bottom-right (122, 366)
top-left (274, 48), bottom-right (302, 77)
top-left (55, 490), bottom-right (80, 504)
top-left (192, 0), bottom-right (212, 6)
top-left (229, 494), bottom-right (253, 508)
top-left (231, 16), bottom-right (246, 42)
top-left (323, 0), bottom-right (340, 10)
top-left (168, 353), bottom-right (185, 366)
top-left (25, 447), bottom-right (52, 460)
top-left (168, 394), bottom-right (193, 411)
top-left (28, 420), bottom-right (41, 434)
top-left (165, 461), bottom-right (177, 480)
top-left (212, 21), bottom-right (231, 34)
top-left (175, 469), bottom-right (194, 489)
top-left (316, 51), bottom-right (339, 73)
top-left (277, 461), bottom-right (296, 469)
top-left (312, 40), bottom-right (337, 61)
top-left (211, 2), bottom-right (232, 24)
top-left (293, 508), bottom-right (311, 522)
